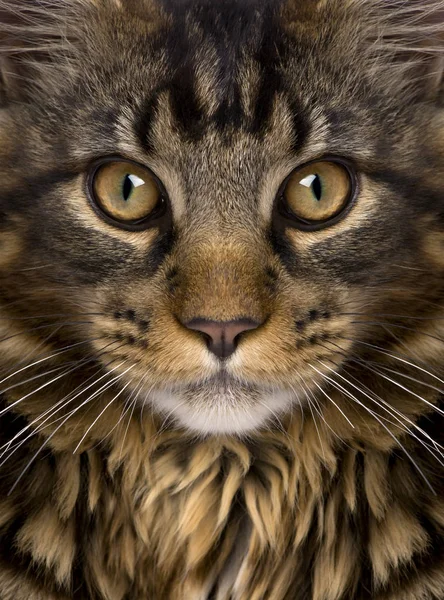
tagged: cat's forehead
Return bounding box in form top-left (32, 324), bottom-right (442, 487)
top-left (90, 0), bottom-right (354, 185)
top-left (122, 0), bottom-right (308, 143)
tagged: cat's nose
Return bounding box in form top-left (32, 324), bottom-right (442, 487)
top-left (184, 318), bottom-right (261, 359)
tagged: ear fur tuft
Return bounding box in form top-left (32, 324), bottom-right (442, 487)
top-left (0, 0), bottom-right (94, 104)
top-left (368, 0), bottom-right (444, 103)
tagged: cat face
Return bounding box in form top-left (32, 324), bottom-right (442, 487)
top-left (0, 0), bottom-right (443, 435)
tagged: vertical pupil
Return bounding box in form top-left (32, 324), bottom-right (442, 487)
top-left (122, 175), bottom-right (133, 201)
top-left (312, 174), bottom-right (322, 201)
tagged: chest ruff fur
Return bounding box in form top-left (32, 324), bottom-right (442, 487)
top-left (0, 403), bottom-right (443, 600)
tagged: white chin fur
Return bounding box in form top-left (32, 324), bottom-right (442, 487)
top-left (147, 387), bottom-right (296, 435)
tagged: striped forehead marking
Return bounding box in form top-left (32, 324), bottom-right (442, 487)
top-left (134, 0), bottom-right (310, 152)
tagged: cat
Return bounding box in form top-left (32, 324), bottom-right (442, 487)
top-left (0, 0), bottom-right (443, 598)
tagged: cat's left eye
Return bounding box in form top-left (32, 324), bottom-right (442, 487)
top-left (88, 160), bottom-right (166, 230)
top-left (278, 160), bottom-right (355, 230)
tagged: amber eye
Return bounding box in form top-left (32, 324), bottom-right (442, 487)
top-left (89, 160), bottom-right (166, 228)
top-left (280, 160), bottom-right (354, 228)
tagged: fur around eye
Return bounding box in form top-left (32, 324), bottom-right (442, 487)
top-left (279, 160), bottom-right (355, 229)
top-left (88, 159), bottom-right (166, 229)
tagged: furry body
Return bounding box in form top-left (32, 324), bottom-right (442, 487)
top-left (0, 0), bottom-right (444, 598)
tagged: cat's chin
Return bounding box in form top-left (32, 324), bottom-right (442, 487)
top-left (146, 380), bottom-right (297, 435)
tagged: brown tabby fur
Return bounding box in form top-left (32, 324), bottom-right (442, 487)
top-left (0, 0), bottom-right (444, 598)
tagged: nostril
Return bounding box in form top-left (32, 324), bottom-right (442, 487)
top-left (183, 318), bottom-right (262, 359)
top-left (233, 330), bottom-right (246, 347)
top-left (200, 331), bottom-right (213, 349)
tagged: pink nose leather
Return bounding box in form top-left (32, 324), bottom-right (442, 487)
top-left (185, 318), bottom-right (261, 359)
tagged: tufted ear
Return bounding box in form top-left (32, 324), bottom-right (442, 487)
top-left (282, 0), bottom-right (444, 103)
top-left (0, 0), bottom-right (93, 106)
top-left (371, 0), bottom-right (444, 104)
top-left (0, 0), bottom-right (164, 107)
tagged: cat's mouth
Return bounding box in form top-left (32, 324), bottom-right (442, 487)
top-left (150, 365), bottom-right (267, 398)
top-left (143, 369), bottom-right (297, 435)
top-left (185, 370), bottom-right (257, 393)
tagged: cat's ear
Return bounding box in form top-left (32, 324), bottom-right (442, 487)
top-left (374, 0), bottom-right (444, 104)
top-left (0, 0), bottom-right (163, 107)
top-left (0, 0), bottom-right (91, 106)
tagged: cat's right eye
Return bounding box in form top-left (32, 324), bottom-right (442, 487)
top-left (277, 159), bottom-right (356, 230)
top-left (88, 159), bottom-right (167, 230)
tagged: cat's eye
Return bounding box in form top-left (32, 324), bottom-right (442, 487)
top-left (88, 159), bottom-right (166, 230)
top-left (278, 160), bottom-right (355, 229)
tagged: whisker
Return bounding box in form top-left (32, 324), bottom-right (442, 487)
top-left (296, 380), bottom-right (326, 460)
top-left (310, 363), bottom-right (436, 495)
top-left (297, 377), bottom-right (346, 444)
top-left (365, 362), bottom-right (444, 396)
top-left (117, 382), bottom-right (146, 461)
top-left (12, 263), bottom-right (55, 272)
top-left (348, 358), bottom-right (444, 417)
top-left (319, 336), bottom-right (444, 419)
top-left (316, 342), bottom-right (444, 455)
top-left (321, 333), bottom-right (444, 409)
top-left (0, 351), bottom-right (127, 459)
top-left (345, 288), bottom-right (444, 311)
top-left (338, 366), bottom-right (444, 463)
top-left (0, 338), bottom-right (122, 415)
top-left (0, 320), bottom-right (95, 348)
top-left (92, 374), bottom-right (147, 453)
top-left (334, 335), bottom-right (444, 386)
top-left (0, 363), bottom-right (91, 418)
top-left (12, 323), bottom-right (66, 371)
top-left (0, 362), bottom-right (82, 396)
top-left (341, 311), bottom-right (444, 322)
top-left (309, 378), bottom-right (355, 429)
top-left (349, 320), bottom-right (444, 347)
top-left (0, 312), bottom-right (103, 321)
top-left (6, 366), bottom-right (132, 495)
top-left (376, 323), bottom-right (435, 379)
top-left (257, 399), bottom-right (290, 439)
top-left (315, 349), bottom-right (444, 463)
top-left (155, 398), bottom-right (189, 438)
top-left (0, 337), bottom-right (109, 386)
top-left (0, 366), bottom-right (115, 466)
top-left (0, 348), bottom-right (127, 457)
top-left (72, 367), bottom-right (136, 454)
top-left (387, 263), bottom-right (429, 272)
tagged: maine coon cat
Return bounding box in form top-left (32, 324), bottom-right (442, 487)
top-left (0, 0), bottom-right (443, 598)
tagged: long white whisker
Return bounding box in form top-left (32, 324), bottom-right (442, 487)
top-left (337, 335), bottom-right (444, 386)
top-left (356, 361), bottom-right (444, 417)
top-left (117, 378), bottom-right (149, 460)
top-left (316, 341), bottom-right (444, 458)
top-left (0, 362), bottom-right (127, 467)
top-left (72, 369), bottom-right (136, 454)
top-left (309, 379), bottom-right (355, 429)
top-left (338, 366), bottom-right (444, 466)
top-left (0, 338), bottom-right (123, 417)
top-left (0, 344), bottom-right (125, 454)
top-left (295, 380), bottom-right (326, 461)
top-left (7, 365), bottom-right (133, 496)
top-left (367, 361), bottom-right (444, 396)
top-left (297, 377), bottom-right (346, 444)
top-left (90, 374), bottom-right (147, 453)
top-left (257, 399), bottom-right (290, 439)
top-left (0, 337), bottom-right (109, 386)
top-left (318, 356), bottom-right (444, 465)
top-left (310, 363), bottom-right (436, 495)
